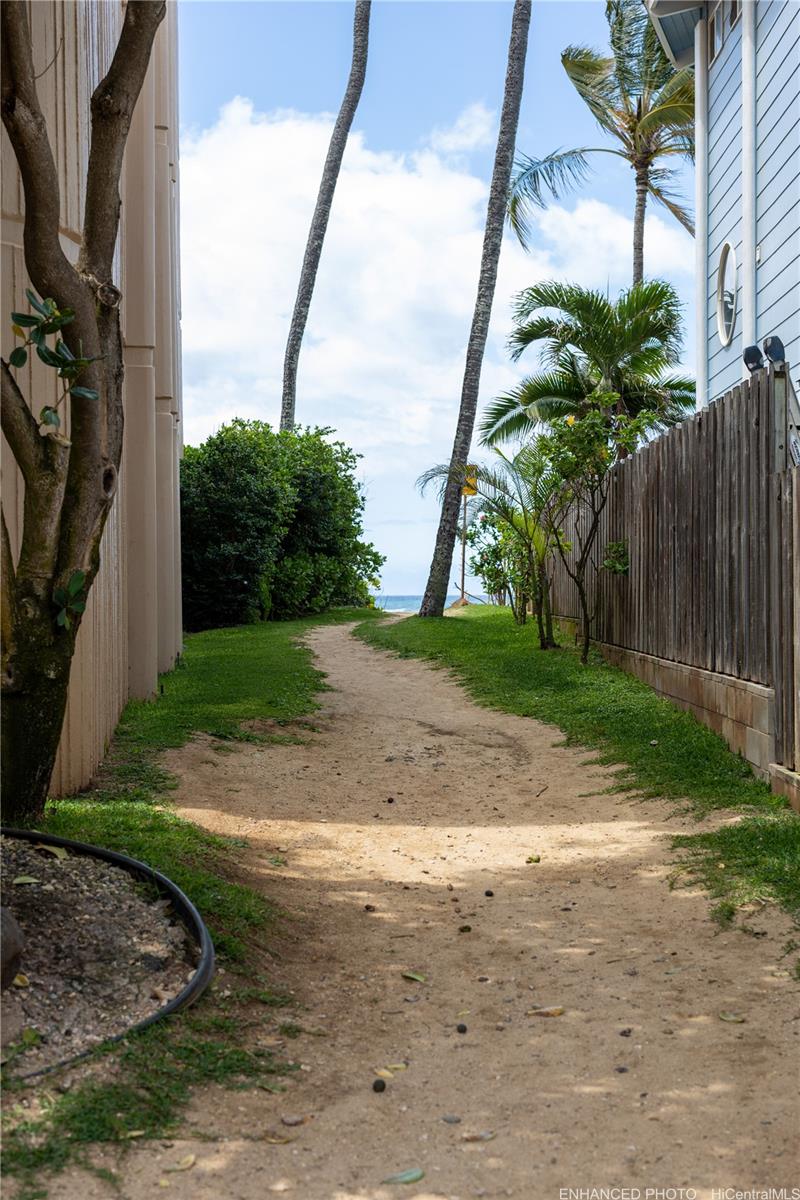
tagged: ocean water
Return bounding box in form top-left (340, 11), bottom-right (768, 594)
top-left (373, 594), bottom-right (480, 613)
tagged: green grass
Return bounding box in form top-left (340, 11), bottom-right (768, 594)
top-left (41, 606), bottom-right (384, 959)
top-left (673, 811), bottom-right (800, 920)
top-left (356, 606), bottom-right (799, 924)
top-left (3, 607), bottom-right (381, 1197)
top-left (3, 1013), bottom-right (297, 1198)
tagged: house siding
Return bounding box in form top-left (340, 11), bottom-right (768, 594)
top-left (706, 8), bottom-right (744, 400)
top-left (755, 0), bottom-right (800, 387)
top-left (1, 1), bottom-right (183, 795)
top-left (702, 0), bottom-right (800, 403)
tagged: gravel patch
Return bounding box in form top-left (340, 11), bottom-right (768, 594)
top-left (1, 836), bottom-right (197, 1075)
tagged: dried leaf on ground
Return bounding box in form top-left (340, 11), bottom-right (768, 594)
top-left (165, 1154), bottom-right (196, 1172)
top-left (34, 844), bottom-right (68, 860)
top-left (382, 1168), bottom-right (425, 1184)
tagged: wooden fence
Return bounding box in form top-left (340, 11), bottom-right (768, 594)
top-left (550, 366), bottom-right (800, 773)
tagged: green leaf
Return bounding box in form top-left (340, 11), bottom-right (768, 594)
top-left (67, 570), bottom-right (86, 596)
top-left (53, 588), bottom-right (68, 607)
top-left (55, 340), bottom-right (75, 361)
top-left (401, 971), bottom-right (426, 983)
top-left (10, 312), bottom-right (40, 328)
top-left (29, 325), bottom-right (44, 347)
top-left (25, 288), bottom-right (49, 316)
top-left (69, 598), bottom-right (86, 615)
top-left (40, 407), bottom-right (61, 428)
top-left (9, 347), bottom-right (28, 368)
top-left (382, 1169), bottom-right (425, 1185)
top-left (36, 344), bottom-right (61, 368)
top-left (56, 610), bottom-right (70, 630)
top-left (69, 385), bottom-right (99, 401)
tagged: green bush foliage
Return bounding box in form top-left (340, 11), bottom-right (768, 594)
top-left (180, 420), bottom-right (383, 629)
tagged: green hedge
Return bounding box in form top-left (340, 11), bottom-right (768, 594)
top-left (180, 420), bottom-right (383, 629)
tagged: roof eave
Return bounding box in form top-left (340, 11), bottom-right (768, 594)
top-left (645, 0), bottom-right (703, 67)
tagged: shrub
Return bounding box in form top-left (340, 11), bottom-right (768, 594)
top-left (180, 421), bottom-right (383, 629)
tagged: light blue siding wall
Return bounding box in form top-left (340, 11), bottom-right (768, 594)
top-left (755, 0), bottom-right (800, 391)
top-left (706, 12), bottom-right (743, 399)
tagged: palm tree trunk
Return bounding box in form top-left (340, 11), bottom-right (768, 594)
top-left (419, 0), bottom-right (531, 617)
top-left (632, 163), bottom-right (648, 285)
top-left (280, 0), bottom-right (371, 431)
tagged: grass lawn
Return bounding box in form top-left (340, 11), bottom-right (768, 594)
top-left (3, 607), bottom-right (382, 1198)
top-left (355, 606), bottom-right (800, 923)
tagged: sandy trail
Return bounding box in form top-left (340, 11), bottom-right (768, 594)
top-left (53, 622), bottom-right (798, 1200)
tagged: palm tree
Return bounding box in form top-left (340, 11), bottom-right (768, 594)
top-left (419, 445), bottom-right (560, 647)
top-left (280, 1), bottom-right (371, 431)
top-left (507, 0), bottom-right (694, 283)
top-left (419, 0), bottom-right (531, 618)
top-left (479, 279), bottom-right (695, 446)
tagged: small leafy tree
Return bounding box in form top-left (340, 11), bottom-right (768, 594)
top-left (537, 400), bottom-right (651, 663)
top-left (467, 515), bottom-right (529, 623)
top-left (270, 431), bottom-right (384, 619)
top-left (1, 0), bottom-right (167, 824)
top-left (180, 421), bottom-right (383, 630)
top-left (180, 422), bottom-right (295, 630)
top-left (419, 445), bottom-right (560, 650)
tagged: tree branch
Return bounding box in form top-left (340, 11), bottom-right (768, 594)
top-left (1, 360), bottom-right (44, 483)
top-left (1, 507), bottom-right (17, 682)
top-left (80, 0), bottom-right (167, 282)
top-left (0, 2), bottom-right (81, 310)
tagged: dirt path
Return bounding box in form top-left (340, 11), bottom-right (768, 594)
top-left (56, 623), bottom-right (798, 1199)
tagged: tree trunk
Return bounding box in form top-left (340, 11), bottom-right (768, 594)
top-left (419, 0), bottom-right (531, 617)
top-left (632, 163), bottom-right (648, 285)
top-left (1, 0), bottom-right (165, 824)
top-left (575, 575), bottom-right (592, 664)
top-left (533, 590), bottom-right (547, 648)
top-left (1, 626), bottom-right (72, 826)
top-left (280, 1), bottom-right (371, 431)
top-left (540, 560), bottom-right (556, 647)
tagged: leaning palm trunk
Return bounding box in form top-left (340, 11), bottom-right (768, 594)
top-left (419, 0), bottom-right (531, 617)
top-left (280, 0), bottom-right (371, 431)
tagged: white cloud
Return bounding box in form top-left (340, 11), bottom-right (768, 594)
top-left (179, 99), bottom-right (695, 590)
top-left (428, 101), bottom-right (496, 155)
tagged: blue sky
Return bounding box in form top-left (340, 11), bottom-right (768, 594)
top-left (177, 1), bottom-right (695, 593)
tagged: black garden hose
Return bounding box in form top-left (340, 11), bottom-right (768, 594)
top-left (1, 826), bottom-right (215, 1079)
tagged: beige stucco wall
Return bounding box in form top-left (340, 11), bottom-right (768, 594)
top-left (1, 0), bottom-right (183, 795)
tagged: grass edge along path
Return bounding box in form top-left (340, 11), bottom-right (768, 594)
top-left (355, 607), bottom-right (800, 925)
top-left (2, 607), bottom-right (383, 1199)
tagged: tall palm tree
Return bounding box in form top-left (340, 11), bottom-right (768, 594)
top-left (280, 1), bottom-right (371, 431)
top-left (419, 445), bottom-right (560, 647)
top-left (507, 0), bottom-right (694, 283)
top-left (479, 279), bottom-right (695, 446)
top-left (419, 0), bottom-right (531, 618)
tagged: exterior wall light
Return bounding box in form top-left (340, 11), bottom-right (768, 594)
top-left (763, 336), bottom-right (786, 367)
top-left (743, 345), bottom-right (764, 373)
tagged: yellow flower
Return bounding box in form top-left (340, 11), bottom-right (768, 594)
top-left (565, 415), bottom-right (576, 427)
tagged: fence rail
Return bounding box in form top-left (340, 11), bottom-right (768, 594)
top-left (550, 367), bottom-right (799, 772)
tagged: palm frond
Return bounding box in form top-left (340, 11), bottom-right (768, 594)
top-left (647, 170), bottom-right (695, 236)
top-left (561, 45), bottom-right (622, 136)
top-left (416, 462), bottom-right (460, 502)
top-left (639, 67), bottom-right (695, 140)
top-left (507, 149), bottom-right (595, 249)
top-left (479, 370), bottom-right (588, 446)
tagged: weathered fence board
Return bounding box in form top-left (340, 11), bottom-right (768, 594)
top-left (550, 367), bottom-right (799, 771)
